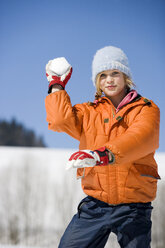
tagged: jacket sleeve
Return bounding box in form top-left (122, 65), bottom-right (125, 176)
top-left (105, 102), bottom-right (160, 164)
top-left (45, 90), bottom-right (84, 140)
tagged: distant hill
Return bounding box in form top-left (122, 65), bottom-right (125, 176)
top-left (0, 118), bottom-right (46, 147)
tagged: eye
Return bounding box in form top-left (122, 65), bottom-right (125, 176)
top-left (100, 73), bottom-right (106, 78)
top-left (111, 71), bottom-right (119, 76)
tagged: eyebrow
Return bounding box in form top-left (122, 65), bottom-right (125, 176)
top-left (101, 70), bottom-right (119, 75)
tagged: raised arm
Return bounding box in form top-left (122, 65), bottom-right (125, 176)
top-left (45, 57), bottom-right (84, 140)
top-left (45, 91), bottom-right (84, 140)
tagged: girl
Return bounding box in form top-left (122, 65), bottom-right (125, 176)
top-left (45, 46), bottom-right (160, 248)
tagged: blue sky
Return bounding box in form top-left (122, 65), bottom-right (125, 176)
top-left (0, 0), bottom-right (165, 151)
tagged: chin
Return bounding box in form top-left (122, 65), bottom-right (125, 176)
top-left (105, 92), bottom-right (117, 97)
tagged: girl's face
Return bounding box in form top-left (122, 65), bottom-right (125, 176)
top-left (99, 69), bottom-right (126, 100)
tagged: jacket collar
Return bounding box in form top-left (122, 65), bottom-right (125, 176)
top-left (116, 90), bottom-right (138, 113)
top-left (95, 90), bottom-right (140, 112)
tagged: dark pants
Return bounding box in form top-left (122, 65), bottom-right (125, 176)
top-left (58, 196), bottom-right (152, 248)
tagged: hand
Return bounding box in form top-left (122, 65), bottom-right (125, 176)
top-left (66, 146), bottom-right (113, 170)
top-left (46, 57), bottom-right (72, 93)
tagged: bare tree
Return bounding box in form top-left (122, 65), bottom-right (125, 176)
top-left (0, 155), bottom-right (49, 246)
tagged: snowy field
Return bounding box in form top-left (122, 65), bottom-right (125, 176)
top-left (0, 246), bottom-right (40, 248)
top-left (0, 147), bottom-right (164, 248)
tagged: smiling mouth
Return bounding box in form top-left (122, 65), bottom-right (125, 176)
top-left (106, 86), bottom-right (116, 89)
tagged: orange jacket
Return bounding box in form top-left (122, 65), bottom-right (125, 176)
top-left (45, 90), bottom-right (160, 205)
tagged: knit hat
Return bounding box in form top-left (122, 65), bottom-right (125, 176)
top-left (92, 46), bottom-right (132, 85)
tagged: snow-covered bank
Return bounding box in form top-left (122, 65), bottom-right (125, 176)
top-left (0, 146), bottom-right (164, 178)
top-left (0, 147), bottom-right (164, 248)
top-left (155, 152), bottom-right (165, 179)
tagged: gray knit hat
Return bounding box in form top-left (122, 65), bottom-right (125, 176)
top-left (92, 46), bottom-right (132, 85)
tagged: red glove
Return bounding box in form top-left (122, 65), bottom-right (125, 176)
top-left (66, 147), bottom-right (114, 170)
top-left (45, 57), bottom-right (72, 93)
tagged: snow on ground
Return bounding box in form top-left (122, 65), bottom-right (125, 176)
top-left (0, 147), bottom-right (164, 248)
top-left (0, 146), bottom-right (164, 178)
top-left (0, 246), bottom-right (40, 248)
top-left (0, 146), bottom-right (76, 183)
top-left (155, 152), bottom-right (165, 179)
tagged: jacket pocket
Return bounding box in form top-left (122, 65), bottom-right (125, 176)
top-left (77, 167), bottom-right (93, 179)
top-left (134, 164), bottom-right (161, 180)
top-left (77, 196), bottom-right (105, 219)
top-left (77, 168), bottom-right (85, 179)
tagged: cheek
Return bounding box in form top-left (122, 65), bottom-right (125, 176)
top-left (99, 80), bottom-right (104, 90)
top-left (117, 78), bottom-right (125, 89)
top-left (120, 76), bottom-right (125, 86)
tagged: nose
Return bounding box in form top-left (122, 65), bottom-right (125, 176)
top-left (106, 75), bottom-right (114, 83)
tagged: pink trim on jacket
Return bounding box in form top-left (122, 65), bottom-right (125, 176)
top-left (116, 90), bottom-right (138, 113)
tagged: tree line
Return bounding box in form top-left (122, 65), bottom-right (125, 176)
top-left (0, 118), bottom-right (46, 147)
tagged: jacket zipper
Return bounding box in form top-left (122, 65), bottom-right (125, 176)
top-left (112, 107), bottom-right (115, 118)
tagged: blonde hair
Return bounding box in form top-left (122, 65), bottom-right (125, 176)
top-left (95, 72), bottom-right (136, 100)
